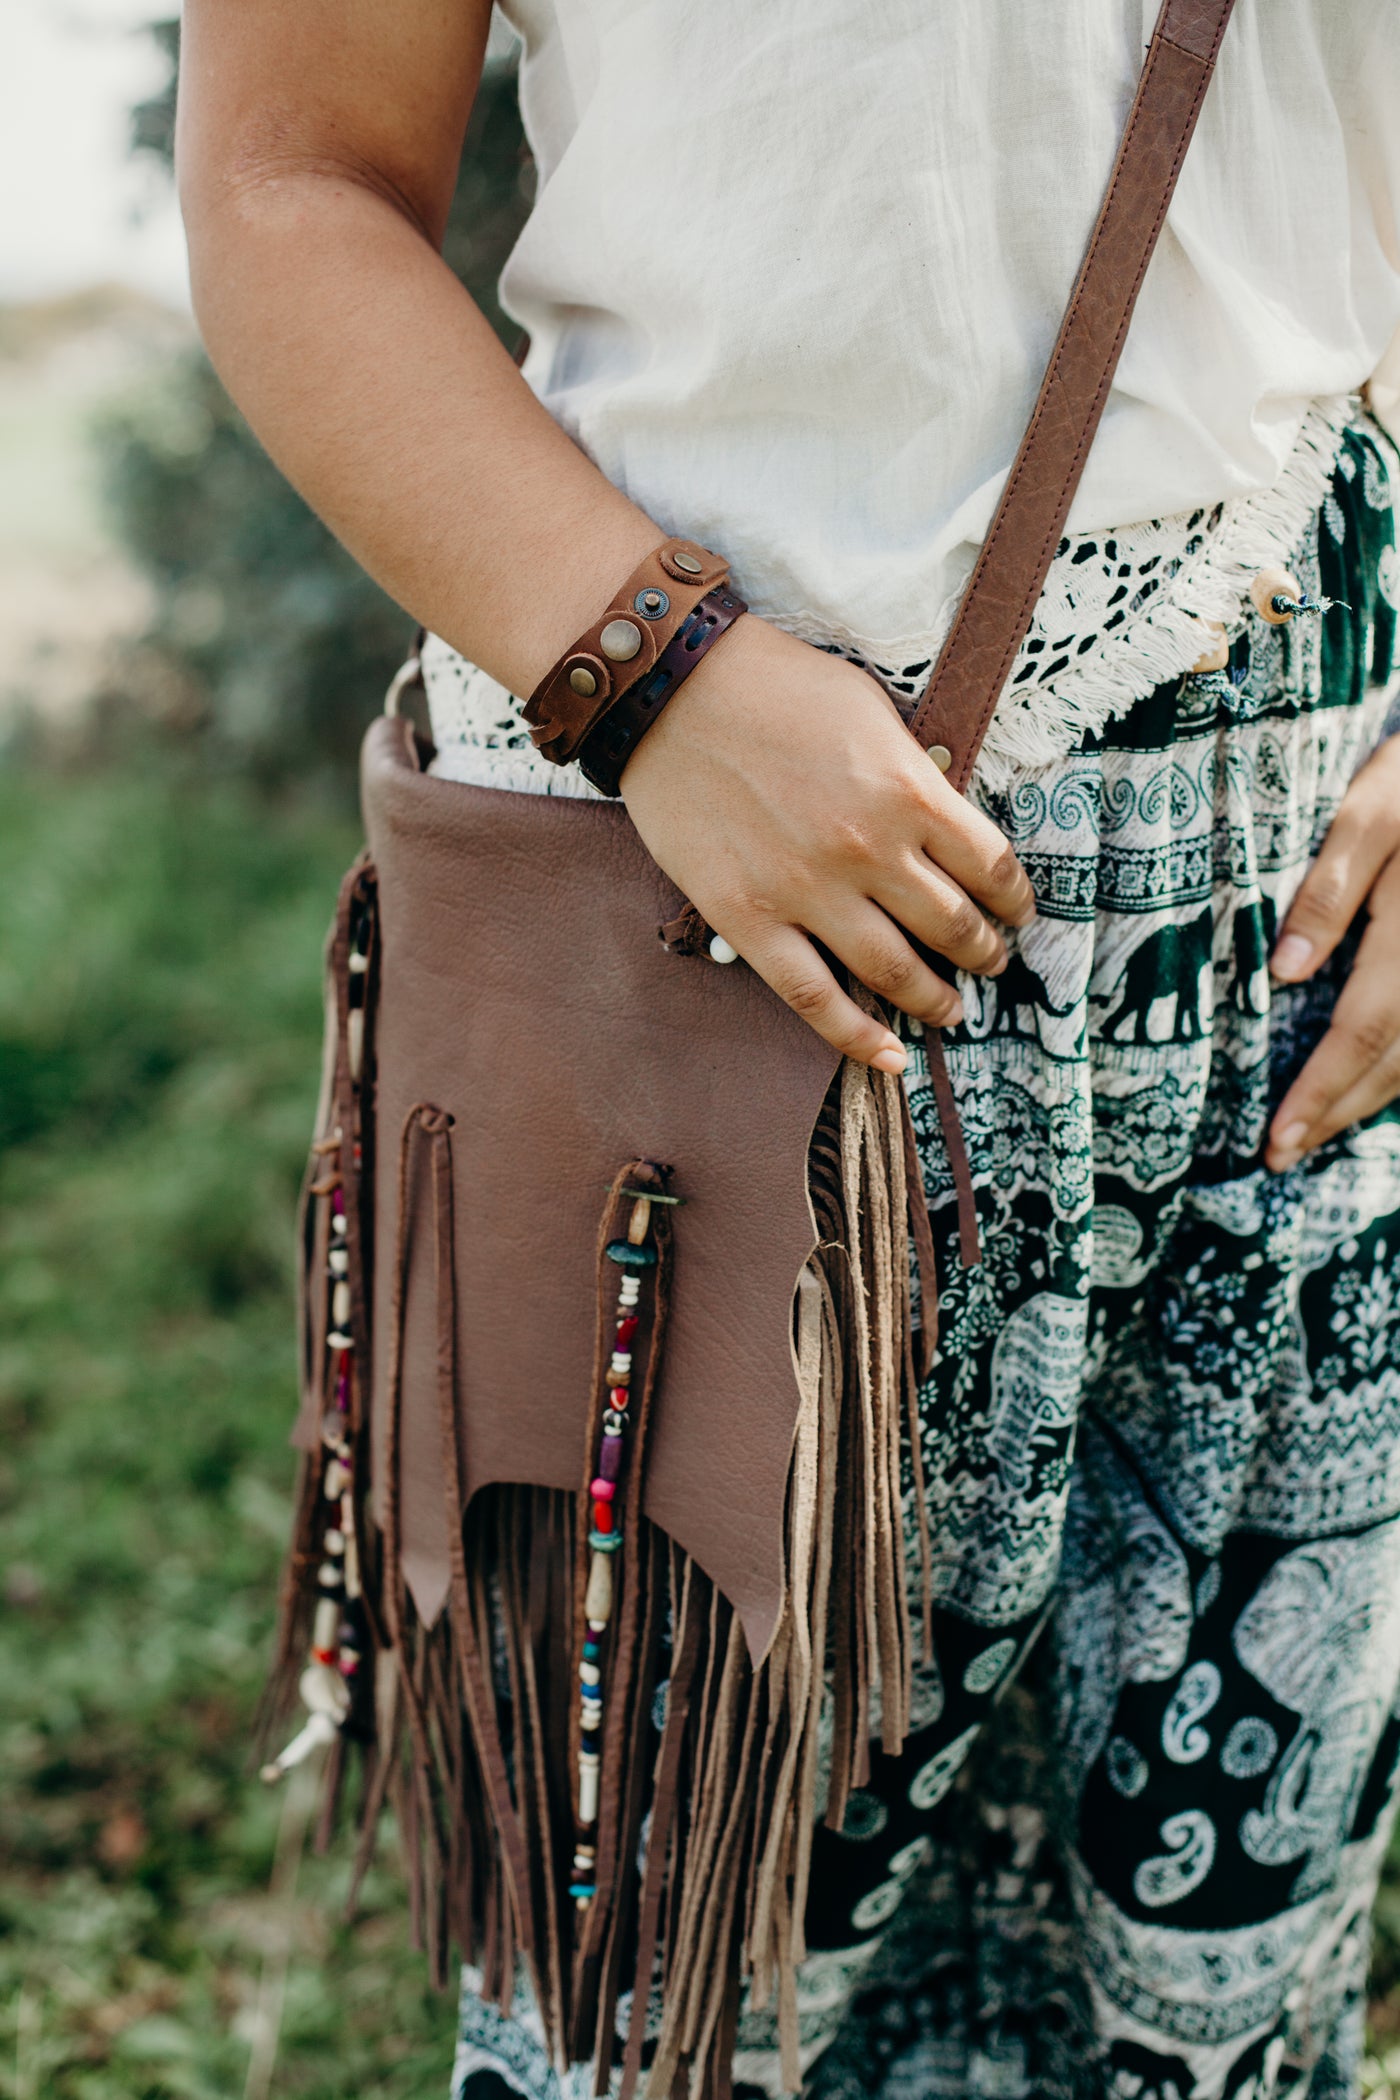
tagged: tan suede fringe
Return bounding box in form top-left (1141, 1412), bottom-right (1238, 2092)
top-left (261, 861), bottom-right (942, 2100)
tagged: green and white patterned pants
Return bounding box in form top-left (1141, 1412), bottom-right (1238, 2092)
top-left (454, 420), bottom-right (1400, 2100)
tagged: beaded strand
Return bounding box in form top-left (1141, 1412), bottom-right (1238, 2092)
top-left (569, 1191), bottom-right (656, 1908)
top-left (262, 910), bottom-right (371, 1783)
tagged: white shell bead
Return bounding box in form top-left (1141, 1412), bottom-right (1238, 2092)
top-left (312, 1598), bottom-right (340, 1651)
top-left (325, 1459), bottom-right (350, 1499)
top-left (584, 1549), bottom-right (614, 1624)
top-left (300, 1659), bottom-right (350, 1721)
top-left (578, 1762), bottom-right (600, 1824)
top-left (708, 934), bottom-right (739, 965)
top-left (329, 1247), bottom-right (349, 1276)
top-left (580, 1662), bottom-right (601, 1685)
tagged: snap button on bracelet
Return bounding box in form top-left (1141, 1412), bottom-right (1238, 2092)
top-left (601, 618), bottom-right (643, 662)
top-left (569, 664), bottom-right (600, 697)
top-left (929, 744), bottom-right (953, 773)
top-left (634, 587), bottom-right (671, 620)
top-left (670, 549), bottom-right (703, 576)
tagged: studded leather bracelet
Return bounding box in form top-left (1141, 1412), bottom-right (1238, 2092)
top-left (522, 539), bottom-right (731, 767)
top-left (577, 583), bottom-right (748, 797)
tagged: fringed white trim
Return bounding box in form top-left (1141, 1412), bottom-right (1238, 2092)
top-left (423, 396), bottom-right (1360, 802)
top-left (970, 394), bottom-right (1358, 793)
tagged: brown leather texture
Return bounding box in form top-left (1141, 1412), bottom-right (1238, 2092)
top-left (906, 0), bottom-right (1234, 788)
top-left (577, 584), bottom-right (748, 797)
top-left (523, 539), bottom-right (729, 766)
top-left (363, 715), bottom-right (839, 1660)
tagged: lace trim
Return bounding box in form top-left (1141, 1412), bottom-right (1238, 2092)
top-left (424, 396), bottom-right (1357, 795)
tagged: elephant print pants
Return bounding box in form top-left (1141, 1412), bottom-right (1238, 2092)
top-left (452, 423), bottom-right (1400, 2100)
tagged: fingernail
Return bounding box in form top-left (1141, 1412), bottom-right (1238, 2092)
top-left (873, 1043), bottom-right (907, 1075)
top-left (1270, 934), bottom-right (1314, 981)
top-left (1275, 1120), bottom-right (1310, 1153)
top-left (945, 999), bottom-right (964, 1028)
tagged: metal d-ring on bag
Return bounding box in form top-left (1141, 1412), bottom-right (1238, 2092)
top-left (261, 6), bottom-right (1238, 2094)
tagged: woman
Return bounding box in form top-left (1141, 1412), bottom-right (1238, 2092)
top-left (179, 2), bottom-right (1400, 2093)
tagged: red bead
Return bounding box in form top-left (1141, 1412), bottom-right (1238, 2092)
top-left (592, 1500), bottom-right (614, 1533)
top-left (616, 1315), bottom-right (640, 1345)
top-left (590, 1477), bottom-right (616, 1501)
top-left (312, 1646), bottom-right (337, 1665)
top-left (607, 1385), bottom-right (629, 1408)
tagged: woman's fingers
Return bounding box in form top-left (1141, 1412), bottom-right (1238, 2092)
top-left (817, 899), bottom-right (970, 1029)
top-left (920, 773), bottom-right (1038, 929)
top-left (1271, 736), bottom-right (1400, 982)
top-left (879, 854), bottom-right (1009, 976)
top-left (1266, 854), bottom-right (1400, 1168)
top-left (738, 923), bottom-right (920, 1072)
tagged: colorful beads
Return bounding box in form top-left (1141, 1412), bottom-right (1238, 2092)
top-left (573, 1186), bottom-right (664, 1881)
top-left (263, 908), bottom-right (374, 1788)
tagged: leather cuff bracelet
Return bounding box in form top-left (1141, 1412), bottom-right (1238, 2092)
top-left (578, 584), bottom-right (748, 797)
top-left (522, 538), bottom-right (730, 766)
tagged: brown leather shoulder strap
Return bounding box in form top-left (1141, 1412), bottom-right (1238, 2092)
top-left (907, 0), bottom-right (1236, 787)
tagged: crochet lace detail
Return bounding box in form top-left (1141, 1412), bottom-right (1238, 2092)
top-left (425, 396), bottom-right (1358, 797)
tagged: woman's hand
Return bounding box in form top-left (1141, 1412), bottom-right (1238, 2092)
top-left (1267, 731), bottom-right (1400, 1169)
top-left (620, 615), bottom-right (1036, 1072)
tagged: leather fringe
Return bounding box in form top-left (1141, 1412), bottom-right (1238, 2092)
top-left (262, 872), bottom-right (946, 2100)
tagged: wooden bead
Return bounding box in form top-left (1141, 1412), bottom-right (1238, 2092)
top-left (1249, 567), bottom-right (1303, 625)
top-left (1189, 620), bottom-right (1230, 674)
top-left (627, 1194), bottom-right (652, 1245)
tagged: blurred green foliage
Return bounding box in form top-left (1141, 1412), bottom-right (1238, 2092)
top-left (0, 763), bottom-right (459, 2097)
top-left (101, 18), bottom-right (532, 795)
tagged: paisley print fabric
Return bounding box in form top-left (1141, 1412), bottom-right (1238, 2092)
top-left (453, 420), bottom-right (1400, 2100)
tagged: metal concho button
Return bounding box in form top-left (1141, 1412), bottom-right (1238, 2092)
top-left (670, 550), bottom-right (703, 576)
top-left (569, 664), bottom-right (599, 697)
top-left (600, 618), bottom-right (643, 662)
top-left (634, 587), bottom-right (670, 620)
top-left (929, 744), bottom-right (953, 773)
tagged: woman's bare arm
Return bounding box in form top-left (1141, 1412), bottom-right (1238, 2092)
top-left (178, 0), bottom-right (1034, 1073)
top-left (177, 0), bottom-right (659, 693)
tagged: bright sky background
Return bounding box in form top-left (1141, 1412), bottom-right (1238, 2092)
top-left (2, 0), bottom-right (190, 310)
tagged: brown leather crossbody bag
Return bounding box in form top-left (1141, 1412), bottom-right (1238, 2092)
top-left (265, 6), bottom-right (1236, 2093)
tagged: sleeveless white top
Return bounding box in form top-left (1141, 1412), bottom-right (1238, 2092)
top-left (427, 0), bottom-right (1400, 793)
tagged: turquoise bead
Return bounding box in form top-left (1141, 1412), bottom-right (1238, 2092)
top-left (606, 1239), bottom-right (657, 1269)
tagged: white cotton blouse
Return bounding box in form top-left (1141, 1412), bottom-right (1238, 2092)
top-left (492, 0), bottom-right (1400, 674)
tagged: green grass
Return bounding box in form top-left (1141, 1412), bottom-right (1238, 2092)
top-left (0, 761), bottom-right (458, 2099)
top-left (7, 754), bottom-right (1400, 2098)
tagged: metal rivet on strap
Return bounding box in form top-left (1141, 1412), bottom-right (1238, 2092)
top-left (929, 743), bottom-right (953, 773)
top-left (600, 618), bottom-right (643, 662)
top-left (569, 664), bottom-right (599, 697)
top-left (634, 587), bottom-right (670, 620)
top-left (670, 550), bottom-right (703, 576)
